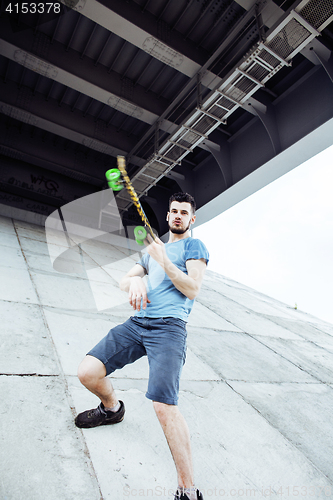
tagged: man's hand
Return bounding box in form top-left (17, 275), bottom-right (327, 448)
top-left (145, 235), bottom-right (167, 267)
top-left (119, 263), bottom-right (150, 311)
top-left (128, 276), bottom-right (151, 311)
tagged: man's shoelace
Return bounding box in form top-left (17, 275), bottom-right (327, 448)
top-left (88, 404), bottom-right (105, 419)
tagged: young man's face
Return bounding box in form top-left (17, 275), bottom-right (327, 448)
top-left (167, 201), bottom-right (196, 234)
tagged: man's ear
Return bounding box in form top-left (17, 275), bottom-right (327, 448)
top-left (191, 213), bottom-right (196, 224)
top-left (166, 211), bottom-right (170, 221)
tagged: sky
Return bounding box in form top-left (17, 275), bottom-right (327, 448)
top-left (194, 144), bottom-right (333, 325)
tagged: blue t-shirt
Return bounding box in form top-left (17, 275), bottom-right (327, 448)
top-left (135, 237), bottom-right (209, 322)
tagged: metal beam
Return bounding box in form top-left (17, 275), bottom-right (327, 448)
top-left (0, 21), bottom-right (167, 125)
top-left (0, 121), bottom-right (105, 187)
top-left (0, 80), bottom-right (147, 168)
top-left (73, 0), bottom-right (304, 109)
top-left (233, 0), bottom-right (257, 10)
top-left (126, 5), bottom-right (263, 160)
top-left (130, 6), bottom-right (322, 187)
top-left (60, 0), bottom-right (261, 97)
top-left (60, 0), bottom-right (207, 77)
top-left (0, 21), bottom-right (222, 154)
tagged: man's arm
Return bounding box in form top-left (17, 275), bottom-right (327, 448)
top-left (119, 263), bottom-right (150, 311)
top-left (146, 238), bottom-right (207, 300)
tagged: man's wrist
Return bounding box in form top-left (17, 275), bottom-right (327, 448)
top-left (161, 255), bottom-right (172, 272)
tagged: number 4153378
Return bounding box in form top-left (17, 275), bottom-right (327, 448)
top-left (5, 3), bottom-right (61, 14)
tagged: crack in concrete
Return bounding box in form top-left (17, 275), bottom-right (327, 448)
top-left (225, 379), bottom-right (322, 384)
top-left (0, 373), bottom-right (59, 377)
top-left (245, 332), bottom-right (333, 386)
top-left (11, 223), bottom-right (105, 500)
top-left (198, 292), bottom-right (332, 386)
top-left (225, 380), bottom-right (333, 487)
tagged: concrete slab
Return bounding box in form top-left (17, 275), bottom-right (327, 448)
top-left (188, 300), bottom-right (242, 332)
top-left (68, 377), bottom-right (332, 499)
top-left (80, 239), bottom-right (139, 263)
top-left (45, 225), bottom-right (78, 249)
top-left (23, 246), bottom-right (107, 287)
top-left (85, 266), bottom-right (120, 285)
top-left (0, 230), bottom-right (21, 250)
top-left (23, 249), bottom-right (69, 275)
top-left (249, 336), bottom-right (333, 384)
top-left (103, 251), bottom-right (143, 272)
top-left (0, 266), bottom-right (39, 304)
top-left (316, 342), bottom-right (333, 354)
top-left (0, 244), bottom-right (27, 270)
top-left (182, 349), bottom-right (221, 381)
top-left (23, 250), bottom-right (131, 312)
top-left (0, 301), bottom-right (59, 375)
top-left (18, 234), bottom-right (59, 256)
top-left (14, 219), bottom-right (48, 242)
top-left (204, 271), bottom-right (297, 319)
top-left (29, 271), bottom-right (101, 310)
top-left (0, 375), bottom-right (102, 500)
top-left (85, 272), bottom-right (129, 310)
top-left (265, 315), bottom-right (333, 343)
top-left (2, 214), bottom-right (333, 500)
top-left (197, 286), bottom-right (304, 340)
top-left (298, 315), bottom-right (333, 333)
top-left (52, 245), bottom-right (100, 278)
top-left (0, 215), bottom-right (15, 234)
top-left (228, 381), bottom-right (333, 484)
top-left (183, 382), bottom-right (332, 499)
top-left (187, 329), bottom-right (315, 383)
top-left (204, 271), bottom-right (331, 329)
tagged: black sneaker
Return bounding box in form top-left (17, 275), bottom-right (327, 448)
top-left (174, 489), bottom-right (204, 500)
top-left (75, 401), bottom-right (125, 428)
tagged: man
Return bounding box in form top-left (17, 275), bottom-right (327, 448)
top-left (75, 192), bottom-right (209, 500)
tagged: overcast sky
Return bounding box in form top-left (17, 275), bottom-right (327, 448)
top-left (194, 144), bottom-right (333, 325)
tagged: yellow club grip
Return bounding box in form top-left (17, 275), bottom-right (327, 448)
top-left (117, 156), bottom-right (156, 240)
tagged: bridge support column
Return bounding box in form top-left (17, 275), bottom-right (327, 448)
top-left (247, 99), bottom-right (281, 156)
top-left (201, 136), bottom-right (233, 190)
top-left (312, 50), bottom-right (333, 85)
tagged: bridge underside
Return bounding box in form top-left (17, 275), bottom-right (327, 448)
top-left (0, 0), bottom-right (333, 234)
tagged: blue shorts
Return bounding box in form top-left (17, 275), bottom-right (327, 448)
top-left (87, 316), bottom-right (187, 405)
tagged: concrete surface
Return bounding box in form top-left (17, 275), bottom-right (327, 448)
top-left (1, 214), bottom-right (333, 499)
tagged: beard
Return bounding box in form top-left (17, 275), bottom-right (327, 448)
top-left (169, 219), bottom-right (191, 234)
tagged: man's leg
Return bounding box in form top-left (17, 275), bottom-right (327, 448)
top-left (144, 318), bottom-right (200, 497)
top-left (153, 401), bottom-right (194, 488)
top-left (75, 318), bottom-right (146, 428)
top-left (77, 355), bottom-right (119, 409)
top-left (77, 317), bottom-right (146, 409)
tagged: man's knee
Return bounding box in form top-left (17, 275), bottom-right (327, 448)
top-left (153, 401), bottom-right (178, 423)
top-left (77, 355), bottom-right (106, 387)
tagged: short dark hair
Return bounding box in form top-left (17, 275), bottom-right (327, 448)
top-left (169, 192), bottom-right (196, 214)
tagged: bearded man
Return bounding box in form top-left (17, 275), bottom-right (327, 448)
top-left (75, 192), bottom-right (209, 500)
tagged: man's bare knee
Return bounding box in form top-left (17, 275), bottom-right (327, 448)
top-left (77, 355), bottom-right (106, 388)
top-left (153, 401), bottom-right (177, 423)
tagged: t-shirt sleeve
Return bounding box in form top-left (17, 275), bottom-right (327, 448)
top-left (136, 252), bottom-right (149, 273)
top-left (186, 238), bottom-right (209, 265)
